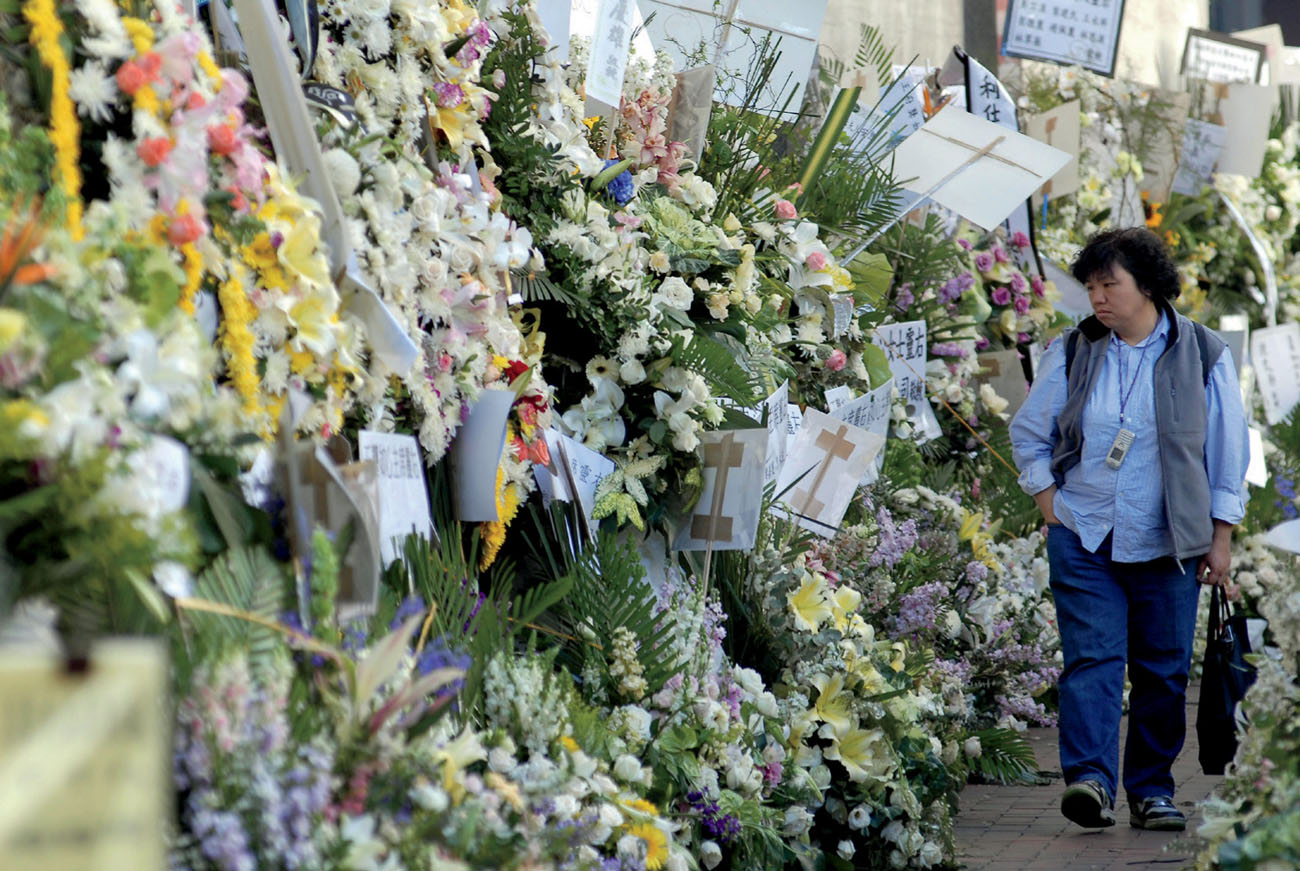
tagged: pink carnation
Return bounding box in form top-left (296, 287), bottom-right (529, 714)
top-left (806, 251), bottom-right (827, 271)
top-left (774, 199), bottom-right (797, 220)
top-left (826, 349), bottom-right (847, 371)
top-left (1011, 230), bottom-right (1031, 248)
top-left (991, 287), bottom-right (1012, 306)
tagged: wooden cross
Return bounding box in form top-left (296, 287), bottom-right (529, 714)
top-left (794, 424), bottom-right (857, 521)
top-left (691, 432), bottom-right (746, 542)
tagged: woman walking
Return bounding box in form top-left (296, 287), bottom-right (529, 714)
top-left (1010, 227), bottom-right (1249, 831)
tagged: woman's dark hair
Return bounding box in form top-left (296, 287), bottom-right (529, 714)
top-left (1070, 227), bottom-right (1181, 303)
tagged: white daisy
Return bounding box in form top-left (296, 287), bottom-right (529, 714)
top-left (67, 61), bottom-right (119, 123)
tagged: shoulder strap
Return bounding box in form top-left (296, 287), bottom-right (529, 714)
top-left (1063, 330), bottom-right (1082, 380)
top-left (1192, 321), bottom-right (1225, 387)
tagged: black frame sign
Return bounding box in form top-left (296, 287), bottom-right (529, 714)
top-left (1001, 0), bottom-right (1125, 77)
top-left (1180, 29), bottom-right (1267, 84)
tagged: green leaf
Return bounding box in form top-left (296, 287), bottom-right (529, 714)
top-left (861, 342), bottom-right (892, 390)
top-left (848, 250), bottom-right (893, 305)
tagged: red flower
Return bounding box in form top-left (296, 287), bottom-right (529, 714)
top-left (503, 359), bottom-right (530, 382)
top-left (208, 124), bottom-right (238, 156)
top-left (137, 137), bottom-right (174, 167)
top-left (167, 213), bottom-right (204, 246)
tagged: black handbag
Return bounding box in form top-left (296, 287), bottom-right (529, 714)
top-left (1197, 584), bottom-right (1258, 775)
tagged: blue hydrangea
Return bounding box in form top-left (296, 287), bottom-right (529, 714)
top-left (603, 159), bottom-right (635, 205)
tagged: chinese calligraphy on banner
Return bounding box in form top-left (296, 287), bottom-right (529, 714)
top-left (583, 0), bottom-right (638, 107)
top-left (829, 379), bottom-right (894, 486)
top-left (1002, 0), bottom-right (1125, 77)
top-left (358, 431), bottom-right (435, 567)
top-left (1171, 119), bottom-right (1227, 195)
top-left (872, 321), bottom-right (942, 442)
top-left (1181, 29), bottom-right (1267, 84)
top-left (1251, 323), bottom-right (1300, 425)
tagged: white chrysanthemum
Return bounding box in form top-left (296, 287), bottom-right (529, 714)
top-left (67, 61), bottom-right (119, 123)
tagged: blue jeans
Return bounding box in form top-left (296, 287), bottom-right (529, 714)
top-left (1045, 525), bottom-right (1200, 804)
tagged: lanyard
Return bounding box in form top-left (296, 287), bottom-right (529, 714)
top-left (1117, 339), bottom-right (1151, 425)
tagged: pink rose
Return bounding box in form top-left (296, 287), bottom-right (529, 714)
top-left (806, 251), bottom-right (827, 271)
top-left (1011, 230), bottom-right (1031, 248)
top-left (1031, 274), bottom-right (1046, 297)
top-left (993, 245), bottom-right (1011, 264)
top-left (774, 199), bottom-right (797, 220)
top-left (974, 252), bottom-right (995, 273)
top-left (1014, 293), bottom-right (1031, 314)
top-left (826, 349), bottom-right (847, 371)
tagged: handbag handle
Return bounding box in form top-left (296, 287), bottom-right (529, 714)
top-left (1207, 584), bottom-right (1231, 642)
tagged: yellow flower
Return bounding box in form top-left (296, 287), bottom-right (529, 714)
top-left (823, 722), bottom-right (892, 783)
top-left (278, 214), bottom-right (332, 288)
top-left (215, 265), bottom-right (263, 417)
top-left (0, 308), bottom-right (26, 352)
top-left (433, 726), bottom-right (487, 804)
top-left (809, 672), bottom-right (853, 736)
top-left (559, 735), bottom-right (579, 753)
top-left (286, 291), bottom-right (340, 357)
top-left (242, 234), bottom-right (280, 273)
top-left (479, 465), bottom-right (521, 571)
top-left (484, 771), bottom-right (524, 811)
top-left (786, 572), bottom-right (832, 633)
top-left (626, 822), bottom-right (668, 871)
top-left (25, 0), bottom-right (83, 236)
top-left (622, 798), bottom-right (659, 817)
top-left (2, 399), bottom-right (48, 432)
top-left (830, 585), bottom-right (862, 634)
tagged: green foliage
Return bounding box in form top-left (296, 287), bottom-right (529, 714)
top-left (178, 545), bottom-right (289, 687)
top-left (964, 727), bottom-right (1040, 785)
top-left (391, 530), bottom-right (573, 719)
top-left (479, 8), bottom-right (583, 240)
top-left (670, 331), bottom-right (767, 407)
top-left (555, 530), bottom-right (680, 699)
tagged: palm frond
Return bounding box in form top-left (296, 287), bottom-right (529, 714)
top-left (673, 332), bottom-right (766, 407)
top-left (512, 269), bottom-right (578, 306)
top-left (181, 546), bottom-right (288, 681)
top-left (966, 727), bottom-right (1041, 785)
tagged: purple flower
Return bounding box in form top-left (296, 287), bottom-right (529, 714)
top-left (895, 283), bottom-right (915, 312)
top-left (1031, 274), bottom-right (1046, 297)
top-left (975, 335), bottom-right (991, 351)
top-left (1011, 230), bottom-right (1031, 248)
top-left (931, 342), bottom-right (969, 358)
top-left (957, 237), bottom-right (973, 250)
top-left (993, 245), bottom-right (1011, 264)
top-left (1014, 294), bottom-right (1031, 315)
top-left (1017, 331), bottom-right (1031, 343)
top-left (1010, 271), bottom-right (1027, 292)
top-left (433, 81), bottom-right (465, 108)
top-left (867, 505), bottom-right (918, 569)
top-left (602, 159), bottom-right (635, 205)
top-left (974, 252), bottom-right (995, 272)
top-left (990, 287), bottom-right (1011, 306)
top-left (893, 580), bottom-right (948, 636)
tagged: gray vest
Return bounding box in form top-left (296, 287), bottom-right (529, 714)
top-left (1050, 308), bottom-right (1225, 560)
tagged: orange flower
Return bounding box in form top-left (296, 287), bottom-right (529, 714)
top-left (137, 136), bottom-right (173, 167)
top-left (0, 201), bottom-right (55, 291)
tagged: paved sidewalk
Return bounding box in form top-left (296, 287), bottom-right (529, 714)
top-left (954, 684), bottom-right (1220, 870)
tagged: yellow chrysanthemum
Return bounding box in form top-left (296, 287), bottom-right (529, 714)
top-left (559, 735), bottom-right (579, 753)
top-left (622, 798), bottom-right (658, 817)
top-left (25, 0), bottom-right (83, 237)
top-left (626, 822), bottom-right (668, 871)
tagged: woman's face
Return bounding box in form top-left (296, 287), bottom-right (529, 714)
top-left (1084, 263), bottom-right (1155, 333)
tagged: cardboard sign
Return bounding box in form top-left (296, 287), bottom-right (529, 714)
top-left (0, 640), bottom-right (168, 871)
top-left (553, 432), bottom-right (615, 540)
top-left (1264, 518), bottom-right (1300, 555)
top-left (824, 385), bottom-right (853, 413)
top-left (1251, 323), bottom-right (1300, 425)
top-left (1171, 119), bottom-right (1227, 196)
top-left (536, 0), bottom-right (573, 62)
top-left (892, 105), bottom-right (1071, 231)
top-left (829, 378), bottom-right (893, 485)
top-left (976, 350), bottom-right (1029, 418)
top-left (1133, 86), bottom-right (1191, 205)
top-left (755, 381), bottom-right (791, 486)
top-left (1182, 28), bottom-right (1267, 84)
top-left (284, 441), bottom-right (382, 620)
top-left (844, 65), bottom-right (927, 152)
top-left (1246, 426), bottom-right (1267, 488)
top-left (673, 428), bottom-right (767, 551)
top-left (582, 0), bottom-right (638, 107)
top-left (775, 409), bottom-right (883, 537)
top-left (1233, 25), bottom-right (1285, 84)
top-left (667, 65), bottom-right (717, 164)
top-left (1002, 0), bottom-right (1125, 76)
top-left (640, 0), bottom-right (830, 116)
top-left (1025, 101), bottom-right (1081, 203)
top-left (358, 431), bottom-right (435, 566)
top-left (785, 402), bottom-right (803, 454)
top-left (873, 320), bottom-right (927, 420)
top-left (1213, 83), bottom-right (1273, 178)
top-left (449, 389), bottom-right (515, 522)
top-left (533, 429), bottom-right (575, 506)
